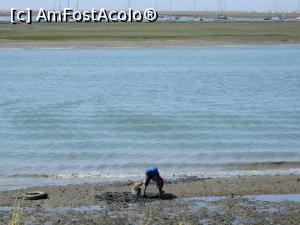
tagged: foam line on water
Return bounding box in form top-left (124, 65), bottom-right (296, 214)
top-left (9, 168), bottom-right (300, 180)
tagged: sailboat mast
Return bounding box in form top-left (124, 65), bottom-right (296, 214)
top-left (53, 0), bottom-right (57, 10)
top-left (128, 0), bottom-right (131, 8)
top-left (155, 0), bottom-right (159, 10)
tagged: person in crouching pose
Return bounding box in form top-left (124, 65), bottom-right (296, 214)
top-left (143, 166), bottom-right (165, 197)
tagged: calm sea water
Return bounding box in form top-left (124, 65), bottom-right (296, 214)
top-left (0, 46), bottom-right (300, 190)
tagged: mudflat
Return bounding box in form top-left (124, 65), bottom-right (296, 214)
top-left (1, 174), bottom-right (300, 224)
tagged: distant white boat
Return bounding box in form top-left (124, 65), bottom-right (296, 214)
top-left (296, 17), bottom-right (300, 21)
top-left (271, 15), bottom-right (286, 22)
top-left (217, 15), bottom-right (228, 20)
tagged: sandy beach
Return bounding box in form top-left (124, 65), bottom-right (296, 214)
top-left (1, 174), bottom-right (300, 224)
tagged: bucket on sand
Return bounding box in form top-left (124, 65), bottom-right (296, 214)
top-left (131, 187), bottom-right (141, 196)
top-left (131, 181), bottom-right (143, 196)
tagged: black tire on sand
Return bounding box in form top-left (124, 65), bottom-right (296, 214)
top-left (22, 192), bottom-right (48, 200)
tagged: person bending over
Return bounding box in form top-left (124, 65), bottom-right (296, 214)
top-left (143, 166), bottom-right (165, 197)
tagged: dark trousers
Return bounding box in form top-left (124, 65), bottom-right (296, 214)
top-left (144, 174), bottom-right (164, 196)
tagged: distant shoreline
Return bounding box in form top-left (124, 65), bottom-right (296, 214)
top-left (1, 40), bottom-right (300, 49)
top-left (1, 10), bottom-right (300, 16)
top-left (1, 22), bottom-right (300, 48)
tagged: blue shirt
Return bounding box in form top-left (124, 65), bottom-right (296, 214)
top-left (145, 166), bottom-right (159, 176)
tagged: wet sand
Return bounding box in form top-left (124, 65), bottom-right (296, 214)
top-left (1, 174), bottom-right (300, 224)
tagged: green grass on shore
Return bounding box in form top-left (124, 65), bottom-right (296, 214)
top-left (1, 22), bottom-right (300, 44)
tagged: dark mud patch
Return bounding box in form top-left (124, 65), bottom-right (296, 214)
top-left (95, 192), bottom-right (176, 204)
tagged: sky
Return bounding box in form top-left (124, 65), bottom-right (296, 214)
top-left (1, 0), bottom-right (299, 12)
